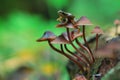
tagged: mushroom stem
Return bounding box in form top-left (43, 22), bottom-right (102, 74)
top-left (48, 41), bottom-right (63, 54)
top-left (64, 44), bottom-right (88, 66)
top-left (66, 28), bottom-right (91, 65)
top-left (96, 34), bottom-right (98, 50)
top-left (82, 25), bottom-right (95, 62)
top-left (75, 38), bottom-right (92, 64)
top-left (60, 44), bottom-right (84, 72)
top-left (48, 41), bottom-right (84, 72)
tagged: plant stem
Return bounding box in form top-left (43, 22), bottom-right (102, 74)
top-left (60, 44), bottom-right (84, 72)
top-left (64, 44), bottom-right (88, 66)
top-left (48, 41), bottom-right (84, 72)
top-left (75, 38), bottom-right (92, 64)
top-left (82, 25), bottom-right (95, 62)
top-left (66, 28), bottom-right (91, 65)
top-left (96, 34), bottom-right (98, 50)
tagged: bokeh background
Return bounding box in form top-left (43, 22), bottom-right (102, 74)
top-left (0, 0), bottom-right (120, 80)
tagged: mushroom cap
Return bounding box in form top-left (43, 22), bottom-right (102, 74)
top-left (37, 31), bottom-right (56, 42)
top-left (91, 26), bottom-right (104, 34)
top-left (114, 19), bottom-right (120, 25)
top-left (51, 29), bottom-right (82, 44)
top-left (75, 16), bottom-right (93, 26)
top-left (51, 34), bottom-right (70, 44)
top-left (56, 22), bottom-right (77, 28)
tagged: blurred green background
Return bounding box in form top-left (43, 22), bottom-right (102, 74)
top-left (0, 0), bottom-right (120, 80)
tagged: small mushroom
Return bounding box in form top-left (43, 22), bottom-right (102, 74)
top-left (36, 31), bottom-right (56, 42)
top-left (51, 30), bottom-right (82, 44)
top-left (91, 26), bottom-right (104, 50)
top-left (51, 31), bottom-right (91, 65)
top-left (75, 16), bottom-right (95, 62)
top-left (50, 33), bottom-right (84, 71)
top-left (75, 16), bottom-right (92, 26)
top-left (56, 22), bottom-right (77, 28)
top-left (51, 34), bottom-right (70, 44)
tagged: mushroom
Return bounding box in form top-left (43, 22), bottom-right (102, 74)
top-left (51, 33), bottom-right (85, 72)
top-left (37, 31), bottom-right (84, 71)
top-left (57, 19), bottom-right (91, 65)
top-left (56, 22), bottom-right (78, 28)
top-left (75, 16), bottom-right (95, 62)
top-left (75, 16), bottom-right (92, 26)
top-left (59, 30), bottom-right (91, 65)
top-left (91, 26), bottom-right (104, 50)
top-left (37, 31), bottom-right (56, 42)
top-left (52, 32), bottom-right (90, 68)
top-left (51, 34), bottom-right (70, 44)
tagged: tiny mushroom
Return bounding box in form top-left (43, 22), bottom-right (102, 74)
top-left (50, 32), bottom-right (85, 71)
top-left (75, 16), bottom-right (92, 26)
top-left (91, 26), bottom-right (104, 50)
top-left (75, 16), bottom-right (95, 62)
top-left (36, 31), bottom-right (56, 42)
top-left (51, 34), bottom-right (70, 44)
top-left (56, 22), bottom-right (77, 28)
top-left (51, 30), bottom-right (82, 44)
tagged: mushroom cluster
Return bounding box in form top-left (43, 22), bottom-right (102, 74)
top-left (37, 10), bottom-right (104, 79)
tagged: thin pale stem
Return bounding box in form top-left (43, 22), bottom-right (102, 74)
top-left (66, 28), bottom-right (91, 65)
top-left (75, 38), bottom-right (92, 64)
top-left (64, 44), bottom-right (88, 66)
top-left (48, 41), bottom-right (84, 72)
top-left (82, 25), bottom-right (95, 62)
top-left (60, 44), bottom-right (84, 72)
top-left (96, 34), bottom-right (98, 50)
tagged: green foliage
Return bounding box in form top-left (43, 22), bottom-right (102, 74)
top-left (46, 0), bottom-right (68, 9)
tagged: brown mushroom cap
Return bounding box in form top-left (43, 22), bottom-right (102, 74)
top-left (91, 26), bottom-right (104, 34)
top-left (56, 22), bottom-right (77, 28)
top-left (114, 19), bottom-right (120, 25)
top-left (37, 31), bottom-right (56, 42)
top-left (51, 29), bottom-right (82, 44)
top-left (75, 16), bottom-right (93, 26)
top-left (51, 34), bottom-right (70, 44)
